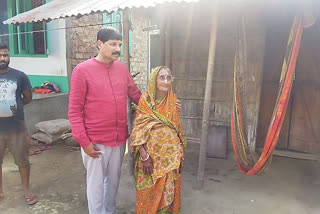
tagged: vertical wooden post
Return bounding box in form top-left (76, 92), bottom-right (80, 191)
top-left (123, 9), bottom-right (134, 175)
top-left (164, 9), bottom-right (171, 67)
top-left (123, 9), bottom-right (130, 68)
top-left (65, 18), bottom-right (73, 91)
top-left (196, 0), bottom-right (219, 189)
top-left (159, 8), bottom-right (166, 66)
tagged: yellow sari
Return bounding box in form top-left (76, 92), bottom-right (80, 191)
top-left (130, 66), bottom-right (186, 214)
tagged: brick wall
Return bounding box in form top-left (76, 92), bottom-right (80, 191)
top-left (69, 14), bottom-right (102, 69)
top-left (129, 9), bottom-right (149, 92)
top-left (69, 10), bottom-right (149, 92)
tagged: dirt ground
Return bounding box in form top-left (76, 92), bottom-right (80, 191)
top-left (0, 142), bottom-right (319, 214)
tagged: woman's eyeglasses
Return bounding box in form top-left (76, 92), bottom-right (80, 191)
top-left (158, 75), bottom-right (174, 81)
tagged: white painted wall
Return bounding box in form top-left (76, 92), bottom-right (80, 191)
top-left (10, 19), bottom-right (67, 77)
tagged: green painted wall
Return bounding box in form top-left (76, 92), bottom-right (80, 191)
top-left (28, 75), bottom-right (69, 92)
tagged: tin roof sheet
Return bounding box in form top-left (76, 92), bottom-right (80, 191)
top-left (3, 0), bottom-right (199, 24)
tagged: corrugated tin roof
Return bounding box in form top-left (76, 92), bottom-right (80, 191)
top-left (3, 0), bottom-right (199, 25)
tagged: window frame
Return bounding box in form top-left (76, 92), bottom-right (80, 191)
top-left (102, 11), bottom-right (132, 56)
top-left (7, 0), bottom-right (48, 57)
top-left (0, 0), bottom-right (9, 44)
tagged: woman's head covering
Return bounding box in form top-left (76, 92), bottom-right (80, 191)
top-left (148, 66), bottom-right (171, 101)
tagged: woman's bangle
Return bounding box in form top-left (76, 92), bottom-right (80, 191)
top-left (140, 153), bottom-right (150, 161)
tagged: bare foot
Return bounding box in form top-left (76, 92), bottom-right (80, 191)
top-left (25, 195), bottom-right (38, 205)
top-left (24, 192), bottom-right (38, 205)
top-left (24, 191), bottom-right (35, 199)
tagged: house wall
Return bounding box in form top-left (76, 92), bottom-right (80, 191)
top-left (68, 14), bottom-right (101, 68)
top-left (256, 1), bottom-right (320, 154)
top-left (169, 0), bottom-right (266, 151)
top-left (129, 9), bottom-right (149, 92)
top-left (9, 19), bottom-right (69, 92)
top-left (25, 93), bottom-right (69, 134)
top-left (68, 10), bottom-right (149, 92)
top-left (0, 0), bottom-right (69, 92)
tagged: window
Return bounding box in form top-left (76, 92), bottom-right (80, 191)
top-left (102, 11), bottom-right (132, 55)
top-left (7, 0), bottom-right (47, 56)
top-left (0, 0), bottom-right (9, 45)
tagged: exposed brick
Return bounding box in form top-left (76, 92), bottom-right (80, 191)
top-left (70, 11), bottom-right (149, 91)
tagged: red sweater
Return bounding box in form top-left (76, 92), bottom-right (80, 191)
top-left (68, 58), bottom-right (141, 148)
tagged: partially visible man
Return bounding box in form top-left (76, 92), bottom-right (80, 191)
top-left (0, 43), bottom-right (37, 205)
top-left (69, 27), bottom-right (142, 214)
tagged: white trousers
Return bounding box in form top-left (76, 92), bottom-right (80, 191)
top-left (81, 144), bottom-right (125, 214)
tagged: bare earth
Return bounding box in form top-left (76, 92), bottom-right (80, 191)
top-left (0, 142), bottom-right (319, 214)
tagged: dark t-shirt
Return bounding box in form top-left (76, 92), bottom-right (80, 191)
top-left (0, 68), bottom-right (32, 133)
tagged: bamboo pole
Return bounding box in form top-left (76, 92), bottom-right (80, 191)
top-left (196, 1), bottom-right (219, 189)
top-left (123, 9), bottom-right (134, 175)
top-left (159, 7), bottom-right (166, 66)
top-left (123, 9), bottom-right (130, 68)
top-left (65, 18), bottom-right (73, 92)
top-left (164, 9), bottom-right (171, 67)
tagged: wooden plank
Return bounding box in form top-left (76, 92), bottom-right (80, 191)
top-left (181, 118), bottom-right (202, 139)
top-left (65, 18), bottom-right (73, 90)
top-left (164, 8), bottom-right (171, 67)
top-left (173, 77), bottom-right (206, 81)
top-left (197, 1), bottom-right (219, 189)
top-left (256, 13), bottom-right (292, 150)
top-left (173, 79), bottom-right (205, 98)
top-left (186, 137), bottom-right (201, 142)
top-left (123, 9), bottom-right (134, 175)
top-left (122, 9), bottom-right (130, 68)
top-left (288, 23), bottom-right (320, 153)
top-left (177, 98), bottom-right (233, 122)
top-left (181, 116), bottom-right (230, 124)
top-left (171, 60), bottom-right (208, 79)
top-left (159, 7), bottom-right (166, 65)
top-left (257, 149), bottom-right (320, 161)
top-left (178, 97), bottom-right (255, 103)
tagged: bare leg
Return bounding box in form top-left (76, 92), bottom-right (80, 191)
top-left (0, 165), bottom-right (4, 200)
top-left (18, 165), bottom-right (33, 198)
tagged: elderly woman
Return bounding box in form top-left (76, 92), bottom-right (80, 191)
top-left (130, 66), bottom-right (186, 214)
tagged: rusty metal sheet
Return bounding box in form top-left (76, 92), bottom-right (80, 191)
top-left (3, 0), bottom-right (199, 25)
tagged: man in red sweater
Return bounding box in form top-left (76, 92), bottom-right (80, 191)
top-left (68, 27), bottom-right (141, 214)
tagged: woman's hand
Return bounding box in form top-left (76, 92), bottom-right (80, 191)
top-left (139, 146), bottom-right (154, 175)
top-left (179, 157), bottom-right (184, 174)
top-left (179, 149), bottom-right (185, 174)
top-left (175, 98), bottom-right (182, 110)
top-left (142, 158), bottom-right (154, 175)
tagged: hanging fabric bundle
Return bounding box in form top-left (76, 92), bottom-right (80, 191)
top-left (231, 14), bottom-right (305, 175)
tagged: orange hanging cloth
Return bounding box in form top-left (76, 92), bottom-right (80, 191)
top-left (231, 15), bottom-right (306, 175)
